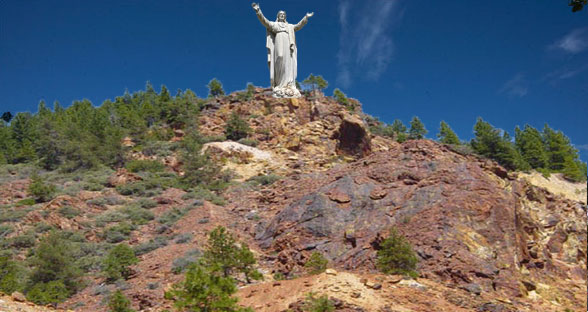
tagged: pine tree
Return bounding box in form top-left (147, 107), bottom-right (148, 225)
top-left (165, 262), bottom-right (252, 312)
top-left (302, 74), bottom-right (328, 93)
top-left (108, 290), bottom-right (136, 312)
top-left (514, 125), bottom-right (548, 169)
top-left (437, 121), bottom-right (460, 145)
top-left (236, 243), bottom-right (263, 283)
top-left (408, 116), bottom-right (427, 140)
top-left (1, 111), bottom-right (12, 123)
top-left (202, 226), bottom-right (238, 278)
top-left (391, 119), bottom-right (407, 143)
top-left (103, 244), bottom-right (138, 282)
top-left (376, 228), bottom-right (418, 278)
top-left (225, 112), bottom-right (250, 141)
top-left (207, 78), bottom-right (225, 97)
top-left (27, 231), bottom-right (82, 301)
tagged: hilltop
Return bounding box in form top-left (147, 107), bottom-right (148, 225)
top-left (0, 86), bottom-right (586, 312)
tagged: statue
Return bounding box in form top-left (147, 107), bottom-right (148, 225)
top-left (252, 3), bottom-right (314, 98)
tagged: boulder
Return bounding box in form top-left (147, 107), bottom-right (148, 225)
top-left (332, 112), bottom-right (371, 157)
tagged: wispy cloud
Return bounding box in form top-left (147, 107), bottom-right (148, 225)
top-left (543, 63), bottom-right (588, 83)
top-left (336, 0), bottom-right (403, 88)
top-left (576, 144), bottom-right (588, 151)
top-left (550, 28), bottom-right (588, 54)
top-left (499, 73), bottom-right (528, 98)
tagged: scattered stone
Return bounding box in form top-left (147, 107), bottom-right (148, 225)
top-left (387, 275), bottom-right (403, 283)
top-left (521, 280), bottom-right (536, 291)
top-left (398, 279), bottom-right (427, 291)
top-left (107, 168), bottom-right (142, 187)
top-left (328, 189), bottom-right (351, 203)
top-left (325, 268), bottom-right (338, 275)
top-left (461, 283), bottom-right (482, 295)
top-left (369, 187), bottom-right (387, 200)
top-left (350, 292), bottom-right (361, 298)
top-left (11, 292), bottom-right (26, 302)
top-left (477, 302), bottom-right (506, 312)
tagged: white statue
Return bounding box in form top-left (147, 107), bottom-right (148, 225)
top-left (252, 3), bottom-right (314, 98)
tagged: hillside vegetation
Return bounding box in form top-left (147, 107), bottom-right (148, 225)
top-left (0, 79), bottom-right (586, 312)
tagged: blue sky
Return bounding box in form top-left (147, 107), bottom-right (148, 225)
top-left (1, 1), bottom-right (587, 160)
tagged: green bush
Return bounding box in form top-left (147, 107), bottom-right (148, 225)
top-left (133, 236), bottom-right (168, 256)
top-left (125, 159), bottom-right (165, 173)
top-left (171, 249), bottom-right (201, 274)
top-left (58, 205), bottom-right (81, 219)
top-left (174, 233), bottom-right (193, 244)
top-left (15, 198), bottom-right (36, 206)
top-left (207, 78), bottom-right (225, 97)
top-left (304, 252), bottom-right (328, 275)
top-left (102, 244), bottom-right (138, 282)
top-left (164, 262), bottom-right (252, 312)
top-left (376, 228), bottom-right (418, 278)
top-left (225, 112), bottom-right (251, 141)
top-left (8, 232), bottom-right (36, 249)
top-left (303, 292), bottom-right (334, 312)
top-left (108, 290), bottom-right (136, 312)
top-left (237, 138), bottom-right (258, 147)
top-left (28, 174), bottom-right (56, 203)
top-left (247, 174), bottom-right (281, 186)
top-left (103, 222), bottom-right (134, 243)
top-left (0, 224), bottom-right (14, 238)
top-left (136, 198), bottom-right (157, 209)
top-left (158, 206), bottom-right (193, 226)
top-left (27, 231), bottom-right (83, 302)
top-left (0, 256), bottom-right (26, 294)
top-left (26, 280), bottom-right (69, 305)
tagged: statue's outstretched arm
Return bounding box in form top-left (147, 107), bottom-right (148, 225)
top-left (294, 12), bottom-right (313, 31)
top-left (252, 3), bottom-right (271, 29)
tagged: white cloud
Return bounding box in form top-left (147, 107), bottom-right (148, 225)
top-left (550, 28), bottom-right (588, 54)
top-left (576, 144), bottom-right (588, 151)
top-left (499, 73), bottom-right (528, 98)
top-left (336, 0), bottom-right (403, 88)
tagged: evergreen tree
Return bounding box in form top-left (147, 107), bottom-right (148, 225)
top-left (180, 128), bottom-right (221, 187)
top-left (437, 121), bottom-right (460, 145)
top-left (27, 231), bottom-right (82, 301)
top-left (145, 81), bottom-right (156, 95)
top-left (1, 111), bottom-right (12, 123)
top-left (391, 119), bottom-right (407, 143)
top-left (103, 244), bottom-right (138, 282)
top-left (514, 125), bottom-right (548, 169)
top-left (333, 88), bottom-right (353, 111)
top-left (235, 244), bottom-right (263, 283)
top-left (225, 112), bottom-right (250, 141)
top-left (376, 228), bottom-right (418, 278)
top-left (408, 116), bottom-right (427, 140)
top-left (471, 118), bottom-right (527, 170)
top-left (165, 262), bottom-right (252, 312)
top-left (302, 74), bottom-right (328, 93)
top-left (202, 226), bottom-right (238, 278)
top-left (207, 78), bottom-right (225, 97)
top-left (0, 256), bottom-right (26, 294)
top-left (108, 290), bottom-right (136, 312)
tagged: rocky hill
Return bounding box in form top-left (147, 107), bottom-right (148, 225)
top-left (0, 88), bottom-right (586, 312)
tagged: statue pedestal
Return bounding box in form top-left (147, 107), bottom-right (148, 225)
top-left (272, 85), bottom-right (301, 98)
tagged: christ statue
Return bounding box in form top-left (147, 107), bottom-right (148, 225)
top-left (252, 3), bottom-right (314, 98)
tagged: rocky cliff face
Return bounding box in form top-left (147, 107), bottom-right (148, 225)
top-left (2, 89), bottom-right (584, 312)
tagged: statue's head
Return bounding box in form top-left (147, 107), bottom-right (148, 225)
top-left (276, 10), bottom-right (286, 22)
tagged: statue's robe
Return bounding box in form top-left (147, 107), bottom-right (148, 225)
top-left (256, 10), bottom-right (308, 89)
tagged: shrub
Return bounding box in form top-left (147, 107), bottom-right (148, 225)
top-left (136, 198), bottom-right (157, 209)
top-left (27, 231), bottom-right (83, 302)
top-left (303, 292), bottom-right (334, 312)
top-left (26, 280), bottom-right (69, 305)
top-left (0, 256), bottom-right (26, 294)
top-left (376, 228), bottom-right (418, 278)
top-left (247, 174), bottom-right (281, 186)
top-left (171, 249), bottom-right (201, 274)
top-left (15, 198), bottom-right (36, 206)
top-left (164, 262), bottom-right (251, 312)
top-left (0, 224), bottom-right (14, 238)
top-left (304, 252), bottom-right (328, 275)
top-left (58, 205), bottom-right (81, 219)
top-left (174, 233), bottom-right (193, 244)
top-left (28, 174), bottom-right (56, 203)
top-left (103, 222), bottom-right (134, 243)
top-left (225, 112), bottom-right (251, 141)
top-left (8, 232), bottom-right (36, 249)
top-left (158, 206), bottom-right (193, 226)
top-left (102, 244), bottom-right (138, 282)
top-left (34, 223), bottom-right (53, 233)
top-left (118, 205), bottom-right (154, 225)
top-left (108, 290), bottom-right (136, 312)
top-left (133, 236), bottom-right (168, 256)
top-left (125, 159), bottom-right (164, 173)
